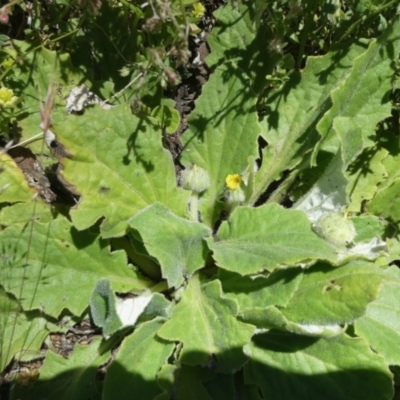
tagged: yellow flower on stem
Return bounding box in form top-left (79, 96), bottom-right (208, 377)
top-left (225, 174), bottom-right (242, 191)
top-left (0, 87), bottom-right (18, 108)
top-left (191, 2), bottom-right (205, 19)
top-left (1, 58), bottom-right (14, 70)
top-left (225, 174), bottom-right (245, 205)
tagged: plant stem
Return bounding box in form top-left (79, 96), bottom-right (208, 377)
top-left (189, 192), bottom-right (199, 221)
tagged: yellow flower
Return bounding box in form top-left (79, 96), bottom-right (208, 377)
top-left (0, 87), bottom-right (17, 108)
top-left (225, 174), bottom-right (241, 190)
top-left (191, 2), bottom-right (205, 18)
top-left (1, 58), bottom-right (14, 70)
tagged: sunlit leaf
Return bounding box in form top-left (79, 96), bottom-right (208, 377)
top-left (56, 105), bottom-right (189, 238)
top-left (128, 203), bottom-right (211, 288)
top-left (244, 332), bottom-right (393, 400)
top-left (207, 204), bottom-right (336, 275)
top-left (157, 274), bottom-right (255, 373)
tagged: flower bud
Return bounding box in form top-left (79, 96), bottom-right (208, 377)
top-left (224, 187), bottom-right (245, 205)
top-left (315, 212), bottom-right (356, 247)
top-left (181, 164), bottom-right (210, 193)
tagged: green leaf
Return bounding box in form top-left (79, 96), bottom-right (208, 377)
top-left (367, 178), bottom-right (400, 223)
top-left (219, 267), bottom-right (302, 311)
top-left (207, 204), bottom-right (336, 275)
top-left (157, 274), bottom-right (255, 373)
top-left (244, 332), bottom-right (393, 400)
top-left (314, 15), bottom-right (400, 163)
top-left (203, 373), bottom-right (234, 400)
top-left (239, 262), bottom-right (386, 336)
top-left (0, 201), bottom-right (59, 227)
top-left (0, 287), bottom-right (57, 372)
top-left (361, 135), bottom-right (400, 222)
top-left (355, 267), bottom-right (400, 365)
top-left (0, 216), bottom-right (150, 317)
top-left (351, 214), bottom-right (388, 243)
top-left (67, 1), bottom-right (142, 98)
top-left (138, 292), bottom-right (172, 321)
top-left (334, 117), bottom-right (363, 168)
top-left (240, 306), bottom-right (346, 337)
top-left (90, 279), bottom-right (122, 337)
top-left (157, 364), bottom-right (213, 400)
top-left (250, 41), bottom-right (367, 204)
top-left (56, 105), bottom-right (189, 238)
top-left (346, 147), bottom-right (388, 212)
top-left (152, 105), bottom-right (180, 134)
top-left (280, 262), bottom-right (385, 325)
top-left (7, 42), bottom-right (86, 154)
top-left (0, 34), bottom-right (9, 47)
top-left (206, 2), bottom-right (281, 95)
top-left (0, 153), bottom-right (37, 203)
top-left (103, 319), bottom-right (174, 400)
top-left (294, 153), bottom-right (347, 223)
top-left (128, 203), bottom-right (212, 288)
top-left (181, 65), bottom-right (260, 226)
top-left (11, 338), bottom-right (109, 400)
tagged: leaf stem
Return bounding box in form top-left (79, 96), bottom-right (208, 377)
top-left (189, 192), bottom-right (199, 221)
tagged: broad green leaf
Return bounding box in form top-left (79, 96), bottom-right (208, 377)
top-left (138, 292), bottom-right (172, 322)
top-left (90, 279), bottom-right (122, 337)
top-left (128, 203), bottom-right (212, 288)
top-left (0, 216), bottom-right (150, 317)
top-left (280, 262), bottom-right (385, 325)
top-left (180, 65), bottom-right (260, 226)
top-left (11, 338), bottom-right (109, 400)
top-left (0, 201), bottom-right (59, 227)
top-left (334, 117), bottom-right (363, 168)
top-left (111, 235), bottom-right (161, 280)
top-left (5, 41), bottom-right (86, 154)
top-left (156, 364), bottom-right (176, 399)
top-left (240, 306), bottom-right (345, 338)
top-left (157, 274), bottom-right (255, 373)
top-left (152, 105), bottom-right (180, 134)
top-left (207, 204), bottom-right (336, 275)
top-left (351, 214), bottom-right (388, 243)
top-left (295, 152), bottom-right (347, 223)
top-left (219, 268), bottom-right (302, 311)
top-left (355, 267), bottom-right (400, 365)
top-left (346, 147), bottom-right (388, 212)
top-left (56, 105), bottom-right (189, 238)
top-left (378, 135), bottom-right (400, 184)
top-left (360, 135), bottom-right (400, 222)
top-left (0, 153), bottom-right (37, 203)
top-left (364, 134), bottom-right (400, 226)
top-left (156, 365), bottom-right (213, 400)
top-left (103, 319), bottom-right (174, 400)
top-left (0, 287), bottom-right (57, 372)
top-left (314, 15), bottom-right (400, 163)
top-left (249, 41), bottom-right (367, 204)
top-left (203, 373), bottom-right (234, 400)
top-left (368, 178), bottom-right (400, 222)
top-left (206, 2), bottom-right (281, 95)
top-left (244, 332), bottom-right (393, 400)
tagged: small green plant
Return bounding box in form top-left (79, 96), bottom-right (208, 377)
top-left (2, 1), bottom-right (400, 399)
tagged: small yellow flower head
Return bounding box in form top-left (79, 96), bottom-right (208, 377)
top-left (191, 2), bottom-right (205, 19)
top-left (225, 174), bottom-right (242, 191)
top-left (1, 58), bottom-right (14, 70)
top-left (0, 87), bottom-right (18, 108)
